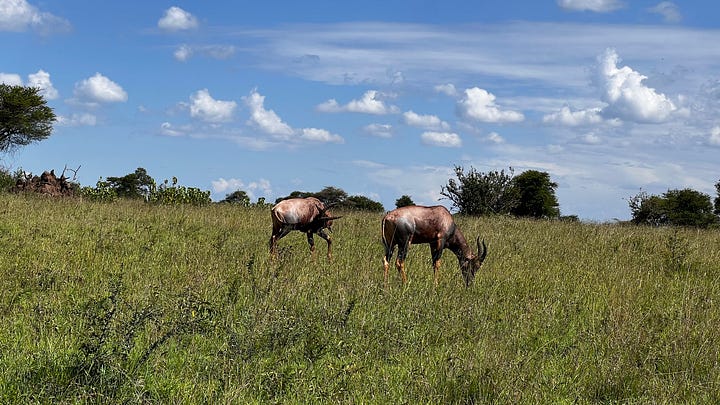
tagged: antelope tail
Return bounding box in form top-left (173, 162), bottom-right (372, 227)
top-left (381, 217), bottom-right (386, 246)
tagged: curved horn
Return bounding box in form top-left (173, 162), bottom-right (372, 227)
top-left (476, 237), bottom-right (487, 263)
top-left (319, 201), bottom-right (338, 213)
top-left (319, 215), bottom-right (343, 221)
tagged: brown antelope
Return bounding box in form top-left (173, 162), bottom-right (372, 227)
top-left (381, 205), bottom-right (487, 286)
top-left (270, 197), bottom-right (341, 259)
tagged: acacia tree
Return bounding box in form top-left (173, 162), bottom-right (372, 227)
top-left (314, 186), bottom-right (348, 206)
top-left (276, 186), bottom-right (348, 206)
top-left (510, 170), bottom-right (560, 218)
top-left (106, 167), bottom-right (155, 199)
top-left (628, 190), bottom-right (667, 226)
top-left (629, 188), bottom-right (717, 228)
top-left (663, 188), bottom-right (717, 228)
top-left (440, 165), bottom-right (518, 216)
top-left (221, 190), bottom-right (251, 205)
top-left (0, 84), bottom-right (56, 152)
top-left (395, 195), bottom-right (414, 208)
top-left (344, 195), bottom-right (384, 212)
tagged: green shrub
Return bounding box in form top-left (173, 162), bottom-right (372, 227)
top-left (80, 178), bottom-right (118, 202)
top-left (147, 178), bottom-right (211, 206)
top-left (0, 167), bottom-right (17, 192)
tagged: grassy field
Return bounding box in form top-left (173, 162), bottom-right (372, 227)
top-left (1, 194), bottom-right (719, 403)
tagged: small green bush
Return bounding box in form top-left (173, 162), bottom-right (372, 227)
top-left (80, 178), bottom-right (118, 202)
top-left (0, 167), bottom-right (17, 192)
top-left (147, 178), bottom-right (211, 206)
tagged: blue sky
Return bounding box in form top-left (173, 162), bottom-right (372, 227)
top-left (2, 0), bottom-right (719, 220)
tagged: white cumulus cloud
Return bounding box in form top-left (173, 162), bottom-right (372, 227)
top-left (486, 132), bottom-right (505, 144)
top-left (174, 44), bottom-right (192, 61)
top-left (212, 177), bottom-right (272, 200)
top-left (597, 48), bottom-right (677, 123)
top-left (74, 73), bottom-right (127, 104)
top-left (403, 110), bottom-right (450, 131)
top-left (363, 123), bottom-right (393, 138)
top-left (0, 0), bottom-right (70, 34)
top-left (244, 89), bottom-right (345, 145)
top-left (0, 72), bottom-right (22, 85)
top-left (158, 6), bottom-right (198, 31)
top-left (189, 89), bottom-right (236, 123)
top-left (299, 128), bottom-right (344, 143)
top-left (421, 131), bottom-right (462, 148)
top-left (543, 106), bottom-right (604, 126)
top-left (317, 90), bottom-right (398, 115)
top-left (27, 69), bottom-right (58, 99)
top-left (557, 0), bottom-right (624, 12)
top-left (243, 89), bottom-right (294, 137)
top-left (457, 87), bottom-right (524, 123)
top-left (1, 69), bottom-right (58, 99)
top-left (434, 83), bottom-right (458, 97)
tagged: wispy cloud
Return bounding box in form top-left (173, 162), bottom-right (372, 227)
top-left (238, 21), bottom-right (720, 96)
top-left (557, 0), bottom-right (624, 13)
top-left (648, 2), bottom-right (681, 23)
top-left (173, 44), bottom-right (236, 62)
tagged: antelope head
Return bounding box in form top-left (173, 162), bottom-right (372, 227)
top-left (316, 203), bottom-right (342, 230)
top-left (460, 238), bottom-right (487, 287)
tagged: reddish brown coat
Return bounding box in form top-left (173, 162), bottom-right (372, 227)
top-left (381, 205), bottom-right (487, 286)
top-left (270, 197), bottom-right (339, 259)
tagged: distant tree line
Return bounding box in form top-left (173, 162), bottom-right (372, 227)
top-left (79, 167), bottom-right (211, 205)
top-left (271, 186), bottom-right (385, 212)
top-left (628, 184), bottom-right (720, 228)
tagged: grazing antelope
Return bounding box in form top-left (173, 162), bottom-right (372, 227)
top-left (270, 197), bottom-right (341, 259)
top-left (381, 205), bottom-right (487, 286)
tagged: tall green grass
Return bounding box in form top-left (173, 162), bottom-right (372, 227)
top-left (1, 194), bottom-right (719, 403)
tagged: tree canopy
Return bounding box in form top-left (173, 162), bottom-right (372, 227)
top-left (106, 168), bottom-right (155, 199)
top-left (395, 195), bottom-right (415, 208)
top-left (441, 166), bottom-right (560, 218)
top-left (441, 166), bottom-right (518, 216)
top-left (221, 190), bottom-right (251, 205)
top-left (275, 186), bottom-right (383, 212)
top-left (345, 195), bottom-right (384, 212)
top-left (510, 170), bottom-right (560, 218)
top-left (0, 84), bottom-right (56, 152)
top-left (629, 188), bottom-right (718, 228)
